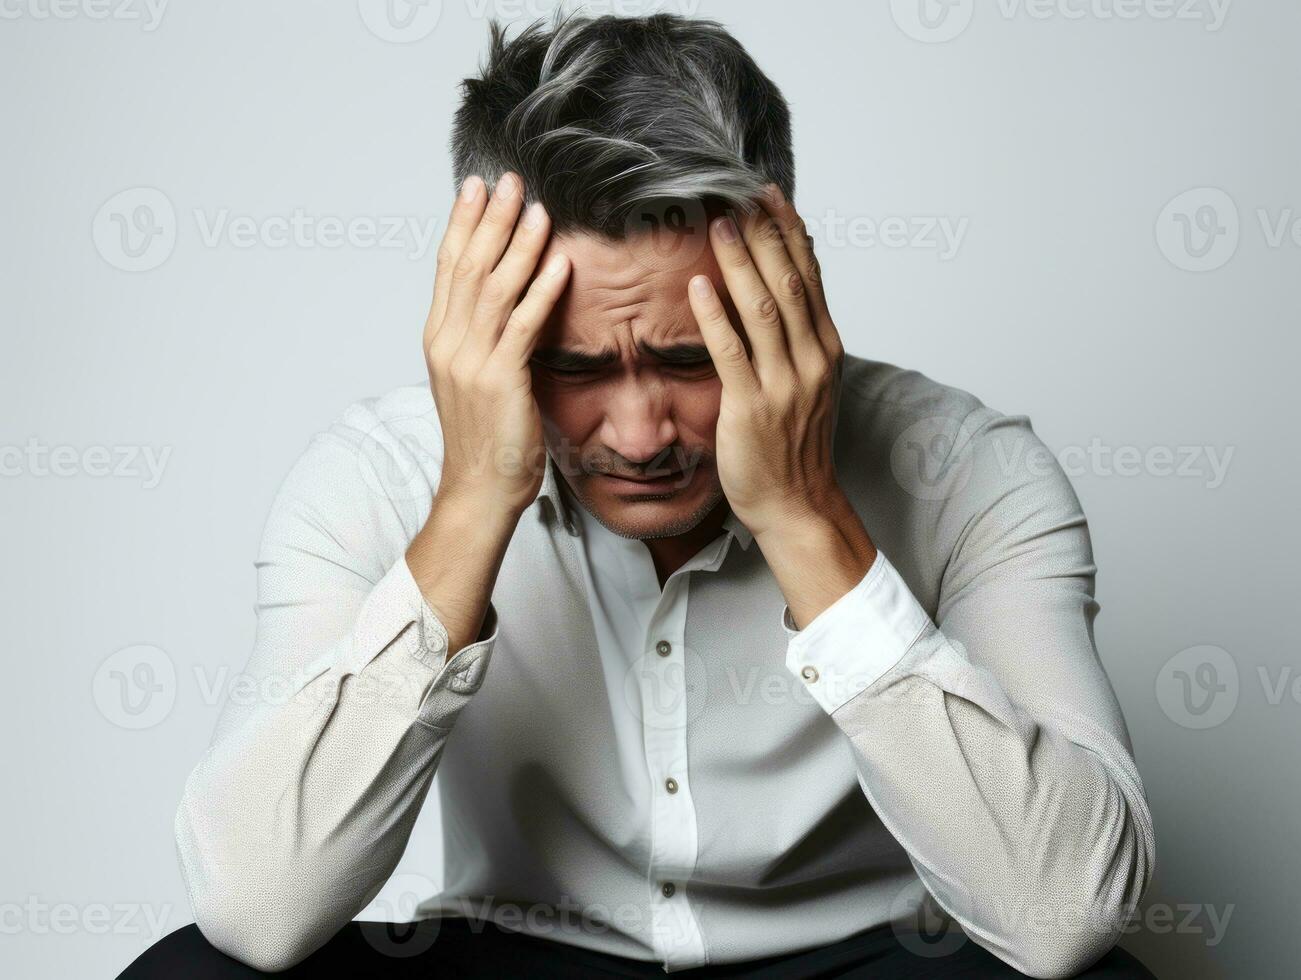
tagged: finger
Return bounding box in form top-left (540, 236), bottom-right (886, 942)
top-left (687, 274), bottom-right (761, 399)
top-left (428, 176), bottom-right (489, 341)
top-left (458, 201), bottom-right (554, 362)
top-left (440, 172), bottom-right (528, 351)
top-left (736, 204), bottom-right (819, 358)
top-left (758, 185), bottom-right (843, 363)
top-left (708, 215), bottom-right (791, 385)
top-left (492, 253), bottom-right (572, 370)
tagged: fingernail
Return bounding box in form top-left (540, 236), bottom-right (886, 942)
top-left (765, 183), bottom-right (785, 207)
top-left (691, 276), bottom-right (713, 298)
top-left (523, 201), bottom-right (546, 230)
top-left (713, 217), bottom-right (738, 243)
top-left (460, 175), bottom-right (483, 201)
top-left (496, 173), bottom-right (520, 199)
top-left (545, 253), bottom-right (569, 276)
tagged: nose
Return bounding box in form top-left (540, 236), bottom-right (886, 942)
top-left (599, 380), bottom-right (678, 471)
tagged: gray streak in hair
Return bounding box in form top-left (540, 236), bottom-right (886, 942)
top-left (450, 9), bottom-right (796, 238)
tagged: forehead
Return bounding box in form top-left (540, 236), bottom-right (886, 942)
top-left (534, 228), bottom-right (724, 353)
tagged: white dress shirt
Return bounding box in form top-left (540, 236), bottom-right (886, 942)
top-left (566, 485), bottom-right (757, 966)
top-left (173, 355), bottom-right (1155, 976)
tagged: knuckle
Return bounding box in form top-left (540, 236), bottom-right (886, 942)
top-left (723, 246), bottom-right (753, 269)
top-left (808, 354), bottom-right (833, 384)
top-left (474, 363), bottom-right (506, 392)
top-left (435, 244), bottom-right (457, 271)
top-left (750, 294), bottom-right (780, 324)
top-left (451, 254), bottom-right (479, 284)
top-left (467, 366), bottom-right (497, 394)
top-left (721, 338), bottom-right (748, 363)
top-left (752, 219), bottom-right (783, 247)
top-left (502, 312), bottom-right (531, 338)
top-left (780, 213), bottom-right (807, 238)
top-left (780, 270), bottom-right (805, 299)
top-left (478, 274), bottom-right (510, 306)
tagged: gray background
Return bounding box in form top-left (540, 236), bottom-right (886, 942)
top-left (1, 1), bottom-right (1295, 977)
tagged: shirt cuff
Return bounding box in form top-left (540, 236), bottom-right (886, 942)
top-left (781, 549), bottom-right (933, 714)
top-left (395, 556), bottom-right (499, 728)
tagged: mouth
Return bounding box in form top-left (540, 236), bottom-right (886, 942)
top-left (599, 469), bottom-right (690, 493)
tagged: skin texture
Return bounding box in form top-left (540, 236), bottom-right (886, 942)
top-left (407, 173), bottom-right (878, 659)
top-left (529, 225), bottom-right (738, 582)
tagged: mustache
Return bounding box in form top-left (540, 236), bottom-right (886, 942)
top-left (555, 443), bottom-right (710, 480)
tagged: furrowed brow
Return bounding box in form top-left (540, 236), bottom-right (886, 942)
top-left (637, 340), bottom-right (712, 364)
top-left (531, 347), bottom-right (621, 371)
top-left (531, 341), bottom-right (712, 371)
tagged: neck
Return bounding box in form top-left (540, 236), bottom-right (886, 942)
top-left (560, 481), bottom-right (733, 590)
top-left (642, 501), bottom-right (730, 589)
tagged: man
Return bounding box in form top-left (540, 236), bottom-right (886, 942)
top-left (128, 13), bottom-right (1155, 979)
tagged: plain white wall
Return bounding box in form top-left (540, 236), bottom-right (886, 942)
top-left (1, 1), bottom-right (1296, 977)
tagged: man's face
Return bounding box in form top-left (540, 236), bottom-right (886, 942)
top-left (530, 225), bottom-right (738, 541)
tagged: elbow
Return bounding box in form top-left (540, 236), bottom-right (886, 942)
top-left (173, 797), bottom-right (322, 973)
top-left (996, 856), bottom-right (1151, 977)
top-left (998, 930), bottom-right (1121, 980)
top-left (987, 827), bottom-right (1153, 977)
top-left (182, 862), bottom-right (324, 973)
top-left (191, 904), bottom-right (319, 974)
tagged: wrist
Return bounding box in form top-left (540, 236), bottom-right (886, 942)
top-left (754, 494), bottom-right (877, 632)
top-left (429, 482), bottom-right (525, 539)
top-left (407, 491), bottom-right (519, 659)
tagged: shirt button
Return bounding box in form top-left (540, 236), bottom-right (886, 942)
top-left (665, 777), bottom-right (679, 794)
top-left (800, 665), bottom-right (820, 683)
top-left (655, 640), bottom-right (672, 657)
top-left (661, 882), bottom-right (676, 898)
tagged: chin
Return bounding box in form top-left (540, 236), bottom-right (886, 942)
top-left (583, 472), bottom-right (724, 540)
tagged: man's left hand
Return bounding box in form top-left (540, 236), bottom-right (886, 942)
top-left (687, 185), bottom-right (877, 629)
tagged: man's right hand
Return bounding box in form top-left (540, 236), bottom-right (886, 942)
top-left (423, 171), bottom-right (571, 518)
top-left (407, 172), bottom-right (571, 659)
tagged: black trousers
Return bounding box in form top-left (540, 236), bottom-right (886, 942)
top-left (120, 917), bottom-right (1156, 979)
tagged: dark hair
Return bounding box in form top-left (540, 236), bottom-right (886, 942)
top-left (450, 10), bottom-right (795, 238)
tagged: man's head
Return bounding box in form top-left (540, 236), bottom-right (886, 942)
top-left (450, 12), bottom-right (794, 540)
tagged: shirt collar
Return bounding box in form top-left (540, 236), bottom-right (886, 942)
top-left (533, 450), bottom-right (568, 524)
top-left (535, 451), bottom-right (753, 552)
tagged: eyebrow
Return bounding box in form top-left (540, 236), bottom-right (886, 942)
top-left (531, 340), bottom-right (712, 371)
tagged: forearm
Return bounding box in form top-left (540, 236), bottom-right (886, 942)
top-left (753, 492), bottom-right (875, 631)
top-left (178, 477), bottom-right (502, 970)
top-left (776, 539), bottom-right (1154, 977)
top-left (835, 624), bottom-right (1153, 976)
top-left (176, 598), bottom-right (453, 970)
top-left (406, 489), bottom-right (519, 659)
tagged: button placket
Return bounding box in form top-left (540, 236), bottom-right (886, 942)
top-left (640, 574), bottom-right (705, 968)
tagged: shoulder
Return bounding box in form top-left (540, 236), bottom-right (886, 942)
top-left (256, 381), bottom-right (443, 574)
top-left (834, 354), bottom-right (1010, 493)
top-left (835, 355), bottom-right (1089, 580)
top-left (293, 380), bottom-right (443, 492)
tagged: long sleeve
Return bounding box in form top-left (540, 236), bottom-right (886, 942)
top-left (780, 410), bottom-right (1155, 979)
top-left (173, 422), bottom-right (498, 973)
